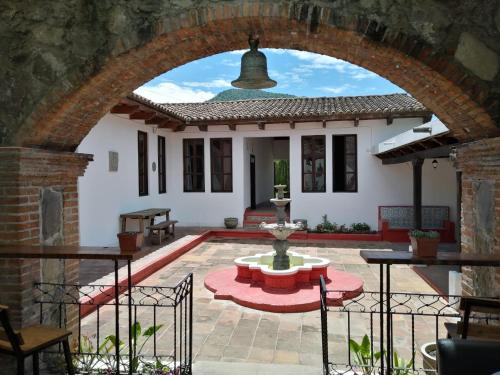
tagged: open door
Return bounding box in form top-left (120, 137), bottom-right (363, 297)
top-left (250, 154), bottom-right (256, 209)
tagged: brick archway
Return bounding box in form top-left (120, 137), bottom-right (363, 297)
top-left (4, 2), bottom-right (499, 151)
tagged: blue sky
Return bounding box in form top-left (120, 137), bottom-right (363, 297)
top-left (135, 49), bottom-right (405, 103)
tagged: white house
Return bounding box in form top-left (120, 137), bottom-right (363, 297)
top-left (77, 93), bottom-right (458, 246)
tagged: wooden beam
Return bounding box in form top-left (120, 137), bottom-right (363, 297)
top-left (198, 125), bottom-right (208, 132)
top-left (289, 121), bottom-right (295, 129)
top-left (381, 145), bottom-right (454, 165)
top-left (174, 124), bottom-right (186, 132)
top-left (386, 115), bottom-right (393, 125)
top-left (110, 103), bottom-right (139, 114)
top-left (354, 117), bottom-right (359, 127)
top-left (145, 115), bottom-right (168, 125)
top-left (129, 110), bottom-right (155, 121)
top-left (423, 114), bottom-right (432, 123)
top-left (430, 137), bottom-right (444, 146)
top-left (322, 120), bottom-right (327, 128)
top-left (228, 124), bottom-right (236, 131)
top-left (258, 122), bottom-right (265, 130)
top-left (159, 121), bottom-right (183, 129)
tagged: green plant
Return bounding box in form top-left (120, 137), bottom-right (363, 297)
top-left (316, 214), bottom-right (337, 232)
top-left (390, 351), bottom-right (415, 375)
top-left (350, 222), bottom-right (371, 233)
top-left (142, 358), bottom-right (173, 374)
top-left (105, 321), bottom-right (164, 373)
top-left (72, 334), bottom-right (117, 373)
top-left (408, 230), bottom-right (439, 239)
top-left (349, 334), bottom-right (383, 375)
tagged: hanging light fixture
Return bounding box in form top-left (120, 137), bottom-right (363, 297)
top-left (432, 159), bottom-right (438, 169)
top-left (231, 35), bottom-right (277, 89)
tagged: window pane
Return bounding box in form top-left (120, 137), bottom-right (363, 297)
top-left (196, 143), bottom-right (204, 156)
top-left (223, 141), bottom-right (231, 155)
top-left (315, 158), bottom-right (325, 177)
top-left (345, 136), bottom-right (356, 153)
top-left (184, 175), bottom-right (193, 191)
top-left (346, 155), bottom-right (356, 173)
top-left (303, 158), bottom-right (312, 173)
top-left (223, 157), bottom-right (231, 173)
top-left (346, 173), bottom-right (356, 191)
top-left (315, 138), bottom-right (325, 154)
top-left (196, 158), bottom-right (204, 173)
top-left (303, 139), bottom-right (312, 155)
top-left (224, 175), bottom-right (232, 191)
top-left (212, 174), bottom-right (222, 191)
top-left (303, 174), bottom-right (312, 191)
top-left (213, 156), bottom-right (222, 174)
top-left (195, 175), bottom-right (204, 191)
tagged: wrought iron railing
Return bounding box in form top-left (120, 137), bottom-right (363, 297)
top-left (320, 276), bottom-right (498, 375)
top-left (34, 273), bottom-right (193, 375)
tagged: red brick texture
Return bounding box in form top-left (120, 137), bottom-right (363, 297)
top-left (11, 4), bottom-right (499, 151)
top-left (0, 147), bottom-right (92, 328)
top-left (456, 137), bottom-right (500, 297)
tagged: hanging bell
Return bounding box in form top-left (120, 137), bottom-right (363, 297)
top-left (231, 36), bottom-right (277, 89)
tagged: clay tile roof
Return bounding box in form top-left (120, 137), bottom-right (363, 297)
top-left (128, 92), bottom-right (430, 123)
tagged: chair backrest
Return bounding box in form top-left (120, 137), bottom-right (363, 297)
top-left (459, 297), bottom-right (500, 340)
top-left (0, 305), bottom-right (24, 353)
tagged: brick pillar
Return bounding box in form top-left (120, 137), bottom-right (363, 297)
top-left (455, 137), bottom-right (500, 297)
top-left (0, 147), bottom-right (92, 373)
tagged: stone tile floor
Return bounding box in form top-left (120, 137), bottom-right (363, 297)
top-left (80, 237), bottom-right (455, 370)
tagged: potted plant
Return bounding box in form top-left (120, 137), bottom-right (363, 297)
top-left (409, 230), bottom-right (440, 257)
top-left (224, 217), bottom-right (238, 229)
top-left (421, 342), bottom-right (437, 374)
top-left (117, 231), bottom-right (144, 251)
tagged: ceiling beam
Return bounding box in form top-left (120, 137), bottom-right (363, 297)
top-left (198, 125), bottom-right (208, 132)
top-left (228, 124), bottom-right (236, 131)
top-left (322, 120), bottom-right (327, 128)
top-left (354, 117), bottom-right (359, 127)
top-left (174, 124), bottom-right (186, 132)
top-left (129, 110), bottom-right (155, 121)
top-left (289, 121), bottom-right (295, 129)
top-left (386, 115), bottom-right (393, 125)
top-left (381, 145), bottom-right (454, 165)
top-left (110, 103), bottom-right (139, 114)
top-left (258, 122), bottom-right (265, 130)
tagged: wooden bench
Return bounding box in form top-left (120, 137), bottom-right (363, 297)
top-left (148, 220), bottom-right (178, 244)
top-left (0, 304), bottom-right (74, 375)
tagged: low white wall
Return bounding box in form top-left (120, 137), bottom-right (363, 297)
top-left (78, 114), bottom-right (457, 246)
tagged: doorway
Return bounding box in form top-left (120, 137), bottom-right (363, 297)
top-left (250, 154), bottom-right (256, 209)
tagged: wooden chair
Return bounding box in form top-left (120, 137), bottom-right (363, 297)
top-left (444, 296), bottom-right (500, 340)
top-left (0, 304), bottom-right (75, 375)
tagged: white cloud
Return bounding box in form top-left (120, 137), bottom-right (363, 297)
top-left (229, 49), bottom-right (246, 55)
top-left (221, 59), bottom-right (241, 67)
top-left (182, 79), bottom-right (232, 88)
top-left (351, 71), bottom-right (377, 80)
top-left (134, 82), bottom-right (215, 103)
top-left (263, 48), bottom-right (287, 54)
top-left (287, 50), bottom-right (350, 72)
top-left (319, 84), bottom-right (355, 94)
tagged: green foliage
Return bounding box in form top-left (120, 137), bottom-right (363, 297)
top-left (105, 320), bottom-right (164, 373)
top-left (408, 230), bottom-right (440, 239)
top-left (349, 334), bottom-right (382, 375)
top-left (391, 351), bottom-right (415, 375)
top-left (274, 160), bottom-right (289, 188)
top-left (207, 88), bottom-right (296, 102)
top-left (315, 216), bottom-right (372, 234)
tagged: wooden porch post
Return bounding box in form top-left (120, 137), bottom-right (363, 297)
top-left (412, 158), bottom-right (424, 229)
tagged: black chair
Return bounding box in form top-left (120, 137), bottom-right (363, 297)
top-left (437, 339), bottom-right (500, 375)
top-left (0, 304), bottom-right (75, 375)
top-left (438, 296), bottom-right (500, 375)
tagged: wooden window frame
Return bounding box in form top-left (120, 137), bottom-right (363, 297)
top-left (332, 134), bottom-right (358, 193)
top-left (158, 135), bottom-right (166, 194)
top-left (138, 131), bottom-right (148, 196)
top-left (183, 138), bottom-right (205, 192)
top-left (210, 138), bottom-right (233, 193)
top-left (301, 135), bottom-right (326, 193)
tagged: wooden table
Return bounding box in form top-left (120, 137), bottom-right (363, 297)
top-left (359, 250), bottom-right (500, 375)
top-left (120, 208), bottom-right (170, 233)
top-left (0, 245), bottom-right (141, 375)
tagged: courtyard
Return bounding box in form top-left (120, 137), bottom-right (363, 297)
top-left (76, 237), bottom-right (451, 373)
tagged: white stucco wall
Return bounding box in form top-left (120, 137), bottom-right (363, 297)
top-left (78, 114), bottom-right (457, 246)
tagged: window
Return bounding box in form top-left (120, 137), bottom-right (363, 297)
top-left (210, 138), bottom-right (232, 192)
top-left (158, 136), bottom-right (166, 194)
top-left (138, 131), bottom-right (148, 196)
top-left (183, 138), bottom-right (204, 192)
top-left (302, 135), bottom-right (326, 192)
top-left (333, 135), bottom-right (357, 192)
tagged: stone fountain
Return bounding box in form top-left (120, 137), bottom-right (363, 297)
top-left (259, 184), bottom-right (302, 270)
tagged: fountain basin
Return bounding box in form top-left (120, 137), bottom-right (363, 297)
top-left (235, 251), bottom-right (330, 289)
top-left (259, 222), bottom-right (302, 240)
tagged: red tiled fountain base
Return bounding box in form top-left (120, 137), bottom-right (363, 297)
top-left (204, 266), bottom-right (363, 313)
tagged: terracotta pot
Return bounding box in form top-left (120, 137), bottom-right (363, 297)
top-left (410, 236), bottom-right (439, 257)
top-left (224, 217), bottom-right (238, 229)
top-left (421, 342), bottom-right (437, 374)
top-left (117, 231), bottom-right (144, 251)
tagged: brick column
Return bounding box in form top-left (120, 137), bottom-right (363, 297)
top-left (0, 147), bottom-right (92, 373)
top-left (455, 137), bottom-right (500, 297)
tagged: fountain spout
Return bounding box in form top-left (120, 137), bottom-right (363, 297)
top-left (259, 185), bottom-right (303, 270)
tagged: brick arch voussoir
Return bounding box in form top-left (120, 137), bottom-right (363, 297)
top-left (19, 13), bottom-right (498, 151)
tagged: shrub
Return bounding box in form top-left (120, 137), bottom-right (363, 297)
top-left (351, 222), bottom-right (371, 233)
top-left (408, 230), bottom-right (439, 239)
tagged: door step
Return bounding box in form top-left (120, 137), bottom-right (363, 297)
top-left (193, 361), bottom-right (321, 375)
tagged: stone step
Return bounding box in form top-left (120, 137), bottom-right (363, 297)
top-left (244, 216), bottom-right (289, 222)
top-left (192, 361), bottom-right (322, 375)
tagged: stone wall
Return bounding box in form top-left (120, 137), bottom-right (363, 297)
top-left (456, 137), bottom-right (500, 297)
top-left (0, 147), bottom-right (91, 373)
top-left (0, 0), bottom-right (499, 151)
